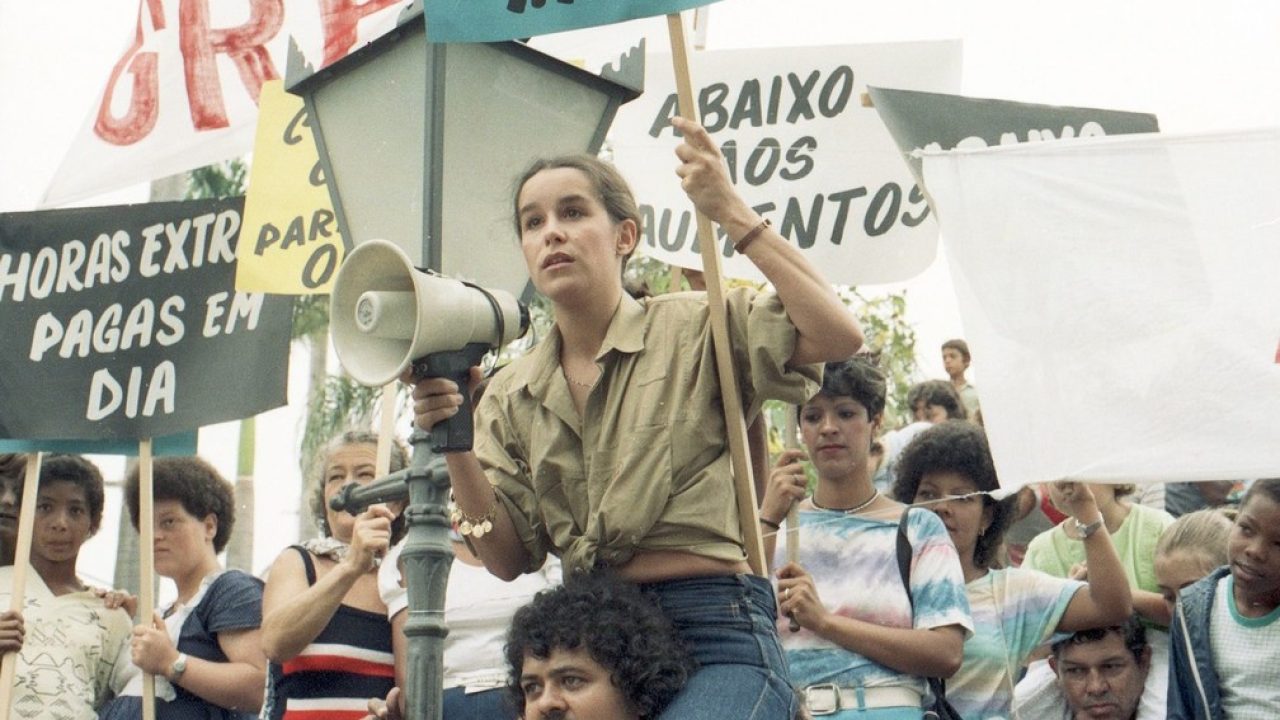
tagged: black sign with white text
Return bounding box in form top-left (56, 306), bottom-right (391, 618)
top-left (0, 198), bottom-right (291, 440)
top-left (868, 87), bottom-right (1161, 192)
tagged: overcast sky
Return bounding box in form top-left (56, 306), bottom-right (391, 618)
top-left (2, 0), bottom-right (1278, 585)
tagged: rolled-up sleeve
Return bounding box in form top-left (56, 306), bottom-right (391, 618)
top-left (472, 387), bottom-right (550, 573)
top-left (724, 287), bottom-right (822, 416)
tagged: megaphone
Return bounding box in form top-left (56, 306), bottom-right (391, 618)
top-left (331, 239), bottom-right (529, 451)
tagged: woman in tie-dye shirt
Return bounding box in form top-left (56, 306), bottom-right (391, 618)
top-left (763, 357), bottom-right (972, 719)
top-left (892, 421), bottom-right (1133, 719)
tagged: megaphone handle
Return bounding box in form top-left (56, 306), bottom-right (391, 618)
top-left (413, 344), bottom-right (490, 453)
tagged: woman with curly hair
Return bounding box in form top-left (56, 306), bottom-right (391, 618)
top-left (506, 573), bottom-right (693, 720)
top-left (890, 421), bottom-right (1132, 720)
top-left (260, 430), bottom-right (406, 718)
top-left (100, 457), bottom-right (266, 720)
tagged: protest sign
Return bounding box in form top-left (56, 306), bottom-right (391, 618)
top-left (609, 41), bottom-right (961, 285)
top-left (0, 198), bottom-right (292, 441)
top-left (43, 0), bottom-right (410, 207)
top-left (867, 87), bottom-right (1160, 193)
top-left (424, 0), bottom-right (720, 42)
top-left (0, 434), bottom-right (196, 456)
top-left (921, 129), bottom-right (1280, 489)
top-left (237, 79), bottom-right (345, 294)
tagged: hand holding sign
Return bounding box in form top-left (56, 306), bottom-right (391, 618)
top-left (672, 116), bottom-right (755, 236)
top-left (610, 42), bottom-right (962, 285)
top-left (761, 449), bottom-right (808, 527)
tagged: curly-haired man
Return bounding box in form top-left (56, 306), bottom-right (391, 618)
top-left (507, 573), bottom-right (694, 720)
top-left (363, 572), bottom-right (692, 720)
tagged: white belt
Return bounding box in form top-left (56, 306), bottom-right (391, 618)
top-left (803, 684), bottom-right (923, 715)
top-left (443, 669), bottom-right (507, 693)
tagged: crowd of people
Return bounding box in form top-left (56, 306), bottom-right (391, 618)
top-left (1, 119), bottom-right (1276, 720)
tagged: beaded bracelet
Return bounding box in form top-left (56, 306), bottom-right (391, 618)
top-left (450, 493), bottom-right (498, 538)
top-left (733, 218), bottom-right (771, 254)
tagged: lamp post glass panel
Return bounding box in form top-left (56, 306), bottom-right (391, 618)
top-left (286, 8), bottom-right (640, 718)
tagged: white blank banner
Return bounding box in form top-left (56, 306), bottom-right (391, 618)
top-left (923, 128), bottom-right (1280, 489)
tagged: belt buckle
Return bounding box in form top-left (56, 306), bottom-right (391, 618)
top-left (803, 683), bottom-right (840, 716)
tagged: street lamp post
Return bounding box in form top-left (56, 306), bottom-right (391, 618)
top-left (286, 6), bottom-right (640, 717)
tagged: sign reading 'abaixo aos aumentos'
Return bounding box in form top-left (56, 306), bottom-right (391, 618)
top-left (0, 198), bottom-right (291, 441)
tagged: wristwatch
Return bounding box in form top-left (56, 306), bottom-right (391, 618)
top-left (168, 652), bottom-right (188, 683)
top-left (1073, 517), bottom-right (1104, 539)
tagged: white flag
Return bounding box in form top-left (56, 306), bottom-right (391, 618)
top-left (922, 128), bottom-right (1280, 489)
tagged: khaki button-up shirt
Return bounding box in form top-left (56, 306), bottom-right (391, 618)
top-left (474, 287), bottom-right (820, 576)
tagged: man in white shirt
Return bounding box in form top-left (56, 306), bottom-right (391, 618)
top-left (1047, 616), bottom-right (1155, 720)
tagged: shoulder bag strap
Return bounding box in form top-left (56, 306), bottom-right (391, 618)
top-left (895, 507), bottom-right (960, 720)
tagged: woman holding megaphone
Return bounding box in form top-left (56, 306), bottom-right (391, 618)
top-left (409, 117), bottom-right (863, 720)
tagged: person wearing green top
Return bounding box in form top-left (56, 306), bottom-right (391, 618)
top-left (1023, 482), bottom-right (1174, 627)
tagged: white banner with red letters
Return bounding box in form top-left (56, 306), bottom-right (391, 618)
top-left (42, 0), bottom-right (411, 207)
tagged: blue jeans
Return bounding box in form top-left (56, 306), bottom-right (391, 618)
top-left (443, 687), bottom-right (516, 719)
top-left (641, 574), bottom-right (798, 720)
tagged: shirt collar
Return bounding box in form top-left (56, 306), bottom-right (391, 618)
top-left (600, 292), bottom-right (645, 356)
top-left (508, 293), bottom-right (646, 397)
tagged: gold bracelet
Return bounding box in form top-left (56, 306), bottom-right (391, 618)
top-left (733, 218), bottom-right (771, 254)
top-left (450, 493), bottom-right (497, 538)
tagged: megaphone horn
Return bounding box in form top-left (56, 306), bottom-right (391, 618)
top-left (330, 239), bottom-right (530, 451)
top-left (331, 239), bottom-right (529, 386)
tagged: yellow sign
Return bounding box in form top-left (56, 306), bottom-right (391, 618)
top-left (236, 80), bottom-right (345, 294)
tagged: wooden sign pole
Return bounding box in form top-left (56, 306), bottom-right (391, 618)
top-left (784, 413), bottom-right (802, 631)
top-left (665, 12), bottom-right (767, 576)
top-left (138, 438), bottom-right (157, 720)
top-left (0, 452), bottom-right (42, 717)
top-left (376, 384), bottom-right (398, 477)
top-left (784, 413), bottom-right (801, 566)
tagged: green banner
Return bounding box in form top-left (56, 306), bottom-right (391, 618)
top-left (425, 0), bottom-right (718, 42)
top-left (867, 87), bottom-right (1160, 192)
top-left (0, 433), bottom-right (198, 456)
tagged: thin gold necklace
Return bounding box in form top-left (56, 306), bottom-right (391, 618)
top-left (811, 490), bottom-right (880, 515)
top-left (562, 368), bottom-right (597, 389)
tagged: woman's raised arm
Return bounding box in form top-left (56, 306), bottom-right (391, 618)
top-left (672, 116), bottom-right (863, 367)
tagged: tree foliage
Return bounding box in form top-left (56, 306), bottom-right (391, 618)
top-left (839, 286), bottom-right (919, 430)
top-left (186, 160), bottom-right (248, 200)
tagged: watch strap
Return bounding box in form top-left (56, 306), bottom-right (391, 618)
top-left (168, 652), bottom-right (188, 683)
top-left (1073, 517), bottom-right (1104, 539)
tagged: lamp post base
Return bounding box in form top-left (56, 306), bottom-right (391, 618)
top-left (400, 428), bottom-right (453, 719)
